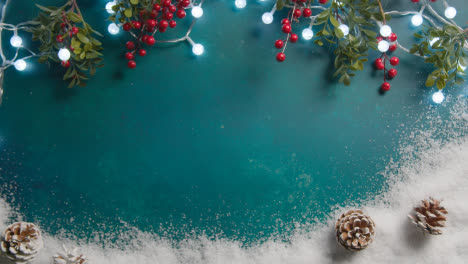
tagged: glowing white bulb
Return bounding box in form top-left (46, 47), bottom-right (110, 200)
top-left (302, 28), bottom-right (314, 40)
top-left (338, 24), bottom-right (349, 37)
top-left (411, 14), bottom-right (423, 26)
top-left (432, 91), bottom-right (444, 104)
top-left (58, 48), bottom-right (71, 61)
top-left (191, 6), bottom-right (203, 18)
top-left (14, 59), bottom-right (27, 71)
top-left (192, 43), bottom-right (204, 56)
top-left (429, 37), bottom-right (440, 47)
top-left (444, 7), bottom-right (456, 19)
top-left (460, 63), bottom-right (467, 71)
top-left (378, 40), bottom-right (390, 52)
top-left (262, 12), bottom-right (273, 24)
top-left (10, 35), bottom-right (22, 47)
top-left (108, 23), bottom-right (120, 35)
top-left (105, 1), bottom-right (116, 14)
top-left (379, 25), bottom-right (392, 37)
top-left (235, 0), bottom-right (246, 8)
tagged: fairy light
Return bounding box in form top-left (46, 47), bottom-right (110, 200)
top-left (302, 28), bottom-right (314, 40)
top-left (58, 48), bottom-right (71, 61)
top-left (191, 6), bottom-right (203, 18)
top-left (432, 91), bottom-right (444, 104)
top-left (377, 40), bottom-right (389, 52)
top-left (338, 24), bottom-right (349, 37)
top-left (108, 23), bottom-right (120, 35)
top-left (379, 25), bottom-right (392, 37)
top-left (411, 14), bottom-right (423, 26)
top-left (10, 35), bottom-right (22, 47)
top-left (262, 12), bottom-right (273, 24)
top-left (235, 0), bottom-right (246, 9)
top-left (106, 1), bottom-right (116, 14)
top-left (14, 59), bottom-right (26, 71)
top-left (192, 44), bottom-right (204, 56)
top-left (444, 7), bottom-right (456, 19)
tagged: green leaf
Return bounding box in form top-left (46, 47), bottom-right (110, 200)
top-left (124, 8), bottom-right (133, 18)
top-left (314, 39), bottom-right (324, 46)
top-left (334, 28), bottom-right (344, 39)
top-left (425, 77), bottom-right (435, 87)
top-left (276, 0), bottom-right (284, 10)
top-left (130, 0), bottom-right (139, 4)
top-left (329, 16), bottom-right (339, 28)
top-left (77, 33), bottom-right (89, 43)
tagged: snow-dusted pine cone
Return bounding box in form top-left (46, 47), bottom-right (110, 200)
top-left (408, 197), bottom-right (448, 235)
top-left (53, 245), bottom-right (88, 264)
top-left (0, 222), bottom-right (44, 263)
top-left (335, 209), bottom-right (376, 251)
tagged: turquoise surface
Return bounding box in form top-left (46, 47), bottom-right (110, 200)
top-left (0, 0), bottom-right (466, 241)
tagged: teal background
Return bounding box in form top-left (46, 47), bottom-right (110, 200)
top-left (0, 0), bottom-right (466, 241)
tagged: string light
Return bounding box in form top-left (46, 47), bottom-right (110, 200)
top-left (108, 23), bottom-right (120, 35)
top-left (377, 40), bottom-right (389, 52)
top-left (58, 48), bottom-right (71, 61)
top-left (262, 12), bottom-right (273, 24)
top-left (14, 59), bottom-right (27, 71)
top-left (379, 25), bottom-right (392, 37)
top-left (191, 6), bottom-right (203, 18)
top-left (411, 14), bottom-right (423, 26)
top-left (234, 0), bottom-right (246, 9)
top-left (302, 28), bottom-right (314, 40)
top-left (10, 35), bottom-right (22, 47)
top-left (338, 24), bottom-right (349, 37)
top-left (192, 43), bottom-right (204, 56)
top-left (105, 1), bottom-right (116, 14)
top-left (444, 7), bottom-right (456, 19)
top-left (432, 91), bottom-right (444, 104)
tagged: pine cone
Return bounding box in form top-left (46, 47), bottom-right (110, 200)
top-left (0, 222), bottom-right (44, 263)
top-left (335, 210), bottom-right (376, 251)
top-left (53, 245), bottom-right (88, 264)
top-left (408, 197), bottom-right (448, 235)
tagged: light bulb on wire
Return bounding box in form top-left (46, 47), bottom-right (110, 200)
top-left (432, 91), bottom-right (444, 104)
top-left (234, 0), bottom-right (246, 9)
top-left (444, 7), bottom-right (456, 19)
top-left (14, 59), bottom-right (27, 71)
top-left (10, 35), bottom-right (22, 47)
top-left (105, 1), bottom-right (116, 14)
top-left (108, 23), bottom-right (120, 35)
top-left (411, 14), bottom-right (423, 26)
top-left (192, 43), bottom-right (204, 56)
top-left (192, 6), bottom-right (203, 18)
top-left (378, 40), bottom-right (390, 52)
top-left (379, 25), bottom-right (392, 37)
top-left (262, 12), bottom-right (273, 24)
top-left (58, 48), bottom-right (71, 61)
top-left (302, 28), bottom-right (314, 40)
top-left (338, 24), bottom-right (349, 37)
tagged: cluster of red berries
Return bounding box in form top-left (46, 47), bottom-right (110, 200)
top-left (374, 31), bottom-right (399, 92)
top-left (377, 32), bottom-right (398, 52)
top-left (56, 15), bottom-right (80, 68)
top-left (123, 0), bottom-right (190, 69)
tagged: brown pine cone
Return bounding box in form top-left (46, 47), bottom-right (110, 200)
top-left (0, 222), bottom-right (43, 263)
top-left (335, 209), bottom-right (376, 251)
top-left (408, 197), bottom-right (448, 235)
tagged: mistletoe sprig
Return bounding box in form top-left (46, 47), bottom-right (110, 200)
top-left (29, 0), bottom-right (104, 88)
top-left (410, 25), bottom-right (467, 89)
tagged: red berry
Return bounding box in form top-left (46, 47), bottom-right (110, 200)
top-left (146, 36), bottom-right (156, 46)
top-left (389, 44), bottom-right (397, 52)
top-left (290, 33), bottom-right (298, 43)
top-left (390, 57), bottom-right (399, 66)
top-left (162, 0), bottom-right (171, 7)
top-left (169, 5), bottom-right (177, 13)
top-left (276, 52), bottom-right (286, 62)
top-left (281, 19), bottom-right (290, 25)
top-left (169, 20), bottom-right (177, 28)
top-left (128, 60), bottom-right (136, 69)
top-left (141, 35), bottom-right (148, 42)
top-left (275, 40), bottom-right (284, 49)
top-left (429, 0), bottom-right (436, 2)
top-left (181, 0), bottom-right (190, 7)
top-left (126, 41), bottom-right (135, 50)
top-left (151, 10), bottom-right (159, 18)
top-left (375, 58), bottom-right (385, 70)
top-left (293, 9), bottom-right (301, 18)
top-left (123, 23), bottom-right (132, 31)
top-left (389, 33), bottom-right (397, 42)
top-left (56, 35), bottom-right (63, 43)
top-left (153, 4), bottom-right (161, 11)
top-left (299, 0), bottom-right (307, 2)
top-left (164, 12), bottom-right (173, 20)
top-left (381, 82), bottom-right (391, 91)
top-left (376, 36), bottom-right (383, 42)
top-left (71, 27), bottom-right (79, 35)
top-left (159, 27), bottom-right (167, 33)
top-left (282, 24), bottom-right (291, 34)
top-left (388, 68), bottom-right (398, 78)
top-left (61, 60), bottom-right (70, 68)
top-left (146, 26), bottom-right (155, 32)
top-left (177, 9), bottom-right (186, 18)
top-left (147, 19), bottom-right (157, 28)
top-left (319, 0), bottom-right (328, 4)
top-left (159, 20), bottom-right (169, 29)
top-left (139, 49), bottom-right (147, 57)
top-left (139, 11), bottom-right (146, 19)
top-left (125, 52), bottom-right (134, 60)
top-left (411, 0), bottom-right (420, 2)
top-left (61, 23), bottom-right (66, 28)
top-left (303, 8), bottom-right (312, 17)
top-left (132, 21), bottom-right (141, 29)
